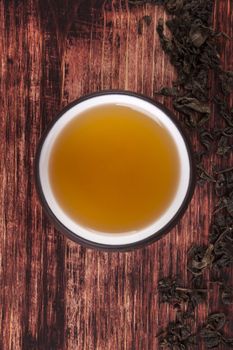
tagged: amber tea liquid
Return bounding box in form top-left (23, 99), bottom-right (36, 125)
top-left (49, 104), bottom-right (180, 233)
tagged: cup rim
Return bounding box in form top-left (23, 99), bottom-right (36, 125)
top-left (35, 90), bottom-right (196, 251)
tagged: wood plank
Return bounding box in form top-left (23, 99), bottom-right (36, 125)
top-left (0, 1), bottom-right (232, 349)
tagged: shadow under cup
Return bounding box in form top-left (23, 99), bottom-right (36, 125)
top-left (35, 91), bottom-right (196, 251)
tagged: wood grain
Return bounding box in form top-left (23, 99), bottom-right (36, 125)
top-left (0, 1), bottom-right (232, 349)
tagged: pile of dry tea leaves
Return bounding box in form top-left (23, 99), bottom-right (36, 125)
top-left (130, 0), bottom-right (233, 348)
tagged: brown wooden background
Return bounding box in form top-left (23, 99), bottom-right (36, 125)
top-left (0, 1), bottom-right (233, 349)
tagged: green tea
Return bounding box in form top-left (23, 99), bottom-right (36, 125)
top-left (49, 104), bottom-right (180, 233)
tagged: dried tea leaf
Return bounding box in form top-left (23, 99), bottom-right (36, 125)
top-left (219, 71), bottom-right (233, 95)
top-left (158, 277), bottom-right (206, 312)
top-left (225, 228), bottom-right (233, 242)
top-left (227, 195), bottom-right (233, 217)
top-left (143, 15), bottom-right (152, 26)
top-left (200, 313), bottom-right (233, 349)
top-left (173, 97), bottom-right (210, 115)
top-left (222, 126), bottom-right (233, 137)
top-left (158, 319), bottom-right (197, 349)
top-left (217, 136), bottom-right (232, 156)
top-left (196, 153), bottom-right (214, 184)
top-left (158, 278), bottom-right (189, 305)
top-left (189, 26), bottom-right (210, 48)
top-left (214, 96), bottom-right (233, 127)
top-left (188, 245), bottom-right (214, 276)
top-left (156, 19), bottom-right (174, 53)
top-left (165, 0), bottom-right (184, 14)
top-left (199, 128), bottom-right (214, 151)
top-left (207, 313), bottom-right (226, 330)
top-left (224, 338), bottom-right (233, 347)
top-left (209, 223), bottom-right (221, 243)
top-left (221, 286), bottom-right (233, 305)
top-left (200, 328), bottom-right (222, 348)
top-left (215, 174), bottom-right (227, 197)
top-left (214, 238), bottom-right (233, 269)
top-left (155, 87), bottom-right (179, 96)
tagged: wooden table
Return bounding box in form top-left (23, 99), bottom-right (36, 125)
top-left (1, 1), bottom-right (233, 349)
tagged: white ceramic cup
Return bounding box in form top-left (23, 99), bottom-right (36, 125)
top-left (35, 91), bottom-right (195, 251)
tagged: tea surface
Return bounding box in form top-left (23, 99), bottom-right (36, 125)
top-left (49, 104), bottom-right (180, 233)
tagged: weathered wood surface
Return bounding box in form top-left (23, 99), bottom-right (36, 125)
top-left (0, 1), bottom-right (232, 349)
